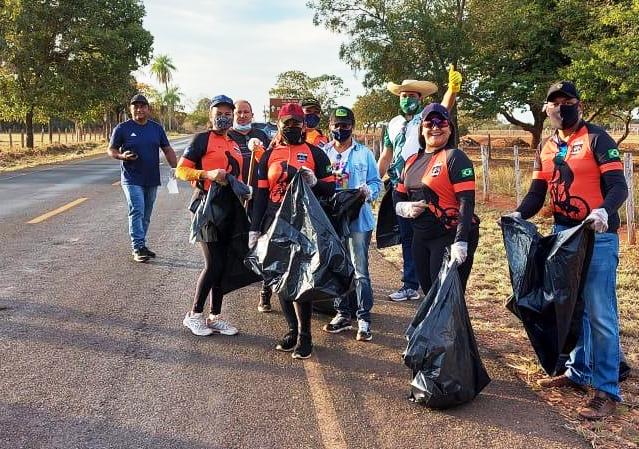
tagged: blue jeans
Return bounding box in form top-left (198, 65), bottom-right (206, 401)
top-left (121, 184), bottom-right (158, 250)
top-left (555, 225), bottom-right (622, 401)
top-left (397, 214), bottom-right (419, 291)
top-left (335, 231), bottom-right (374, 323)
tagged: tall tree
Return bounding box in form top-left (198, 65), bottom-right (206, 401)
top-left (163, 86), bottom-right (182, 132)
top-left (0, 0), bottom-right (153, 148)
top-left (149, 54), bottom-right (176, 128)
top-left (269, 70), bottom-right (349, 126)
top-left (351, 89), bottom-right (398, 127)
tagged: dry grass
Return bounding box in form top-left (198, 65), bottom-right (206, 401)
top-left (0, 142), bottom-right (105, 172)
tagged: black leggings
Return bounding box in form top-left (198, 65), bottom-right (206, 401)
top-left (279, 296), bottom-right (312, 338)
top-left (411, 227), bottom-right (480, 295)
top-left (192, 240), bottom-right (229, 315)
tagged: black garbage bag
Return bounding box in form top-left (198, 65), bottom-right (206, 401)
top-left (404, 261), bottom-right (491, 409)
top-left (375, 186), bottom-right (400, 248)
top-left (500, 216), bottom-right (594, 375)
top-left (189, 176), bottom-right (261, 294)
top-left (245, 173), bottom-right (354, 303)
top-left (320, 189), bottom-right (366, 238)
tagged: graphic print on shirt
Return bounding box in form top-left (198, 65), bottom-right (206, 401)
top-left (269, 161), bottom-right (298, 203)
top-left (548, 159), bottom-right (589, 221)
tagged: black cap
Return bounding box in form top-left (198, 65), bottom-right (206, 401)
top-left (301, 98), bottom-right (321, 110)
top-left (330, 106), bottom-right (355, 125)
top-left (130, 94), bottom-right (149, 105)
top-left (420, 103), bottom-right (450, 121)
top-left (546, 81), bottom-right (580, 102)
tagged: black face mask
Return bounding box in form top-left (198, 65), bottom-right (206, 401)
top-left (282, 127), bottom-right (305, 145)
top-left (331, 128), bottom-right (352, 143)
top-left (548, 103), bottom-right (580, 130)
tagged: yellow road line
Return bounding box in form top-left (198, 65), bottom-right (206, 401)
top-left (112, 180), bottom-right (121, 186)
top-left (303, 358), bottom-right (348, 449)
top-left (27, 198), bottom-right (88, 224)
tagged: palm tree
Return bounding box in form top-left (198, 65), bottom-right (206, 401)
top-left (163, 86), bottom-right (182, 132)
top-left (150, 55), bottom-right (176, 128)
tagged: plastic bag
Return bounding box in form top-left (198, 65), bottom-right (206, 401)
top-left (320, 189), bottom-right (365, 238)
top-left (245, 173), bottom-right (354, 303)
top-left (167, 169), bottom-right (179, 194)
top-left (375, 186), bottom-right (400, 248)
top-left (500, 216), bottom-right (594, 375)
top-left (404, 261), bottom-right (490, 408)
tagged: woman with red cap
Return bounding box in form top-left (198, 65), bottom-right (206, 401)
top-left (249, 102), bottom-right (335, 359)
top-left (394, 103), bottom-right (480, 294)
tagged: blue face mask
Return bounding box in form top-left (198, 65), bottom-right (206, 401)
top-left (233, 122), bottom-right (252, 132)
top-left (305, 114), bottom-right (321, 129)
top-left (331, 128), bottom-right (352, 143)
top-left (214, 116), bottom-right (233, 131)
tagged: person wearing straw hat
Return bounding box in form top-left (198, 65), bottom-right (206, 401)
top-left (379, 66), bottom-right (462, 302)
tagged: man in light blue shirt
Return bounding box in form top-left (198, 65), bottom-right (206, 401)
top-left (321, 106), bottom-right (383, 341)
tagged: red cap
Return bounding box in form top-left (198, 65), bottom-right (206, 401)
top-left (278, 103), bottom-right (304, 122)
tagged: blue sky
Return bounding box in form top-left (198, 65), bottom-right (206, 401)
top-left (136, 0), bottom-right (367, 119)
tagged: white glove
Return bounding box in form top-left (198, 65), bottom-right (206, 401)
top-left (450, 241), bottom-right (468, 265)
top-left (244, 185), bottom-right (253, 201)
top-left (585, 208), bottom-right (608, 233)
top-left (300, 167), bottom-right (317, 187)
top-left (169, 168), bottom-right (177, 179)
top-left (248, 138), bottom-right (264, 151)
top-left (503, 211), bottom-right (522, 220)
top-left (359, 183), bottom-right (372, 200)
top-left (395, 201), bottom-right (427, 219)
top-left (248, 231), bottom-right (260, 249)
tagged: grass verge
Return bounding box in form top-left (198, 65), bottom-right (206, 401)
top-left (0, 142), bottom-right (106, 173)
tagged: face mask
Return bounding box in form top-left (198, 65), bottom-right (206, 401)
top-left (282, 127), bottom-right (304, 145)
top-left (214, 115), bottom-right (233, 131)
top-left (305, 114), bottom-right (321, 129)
top-left (548, 103), bottom-right (580, 130)
top-left (400, 97), bottom-right (420, 115)
top-left (233, 122), bottom-right (252, 132)
top-left (331, 128), bottom-right (352, 143)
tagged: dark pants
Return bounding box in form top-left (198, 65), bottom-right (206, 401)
top-left (279, 296), bottom-right (312, 339)
top-left (192, 240), bottom-right (229, 315)
top-left (411, 227), bottom-right (480, 295)
top-left (392, 191), bottom-right (420, 291)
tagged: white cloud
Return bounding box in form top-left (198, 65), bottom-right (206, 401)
top-left (137, 0), bottom-right (366, 119)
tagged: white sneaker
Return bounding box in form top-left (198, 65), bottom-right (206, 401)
top-left (388, 287), bottom-right (420, 302)
top-left (183, 312), bottom-right (213, 336)
top-left (207, 315), bottom-right (239, 336)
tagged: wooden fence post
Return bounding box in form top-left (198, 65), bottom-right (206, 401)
top-left (20, 127), bottom-right (25, 148)
top-left (9, 128), bottom-right (13, 148)
top-left (624, 152), bottom-right (636, 245)
top-left (481, 144), bottom-right (490, 202)
top-left (41, 126), bottom-right (45, 144)
top-left (514, 145), bottom-right (522, 206)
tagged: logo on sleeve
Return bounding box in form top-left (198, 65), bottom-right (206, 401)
top-left (460, 167), bottom-right (474, 178)
top-left (296, 152), bottom-right (308, 163)
top-left (608, 148), bottom-right (620, 159)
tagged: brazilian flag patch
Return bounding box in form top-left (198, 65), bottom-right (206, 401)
top-left (460, 167), bottom-right (474, 178)
top-left (608, 148), bottom-right (620, 159)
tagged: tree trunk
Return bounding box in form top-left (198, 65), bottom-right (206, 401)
top-left (26, 107), bottom-right (34, 149)
top-left (614, 111), bottom-right (633, 146)
top-left (501, 104), bottom-right (546, 150)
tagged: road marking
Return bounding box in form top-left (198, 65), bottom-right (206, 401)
top-left (27, 198), bottom-right (88, 224)
top-left (112, 180), bottom-right (121, 186)
top-left (303, 358), bottom-right (348, 449)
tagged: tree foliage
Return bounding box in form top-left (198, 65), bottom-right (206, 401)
top-left (0, 0), bottom-right (153, 147)
top-left (352, 88), bottom-right (398, 127)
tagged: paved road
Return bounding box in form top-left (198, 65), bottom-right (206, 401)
top-left (0, 138), bottom-right (588, 449)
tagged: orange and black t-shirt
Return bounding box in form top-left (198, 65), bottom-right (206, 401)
top-left (519, 122), bottom-right (627, 231)
top-left (396, 147), bottom-right (479, 241)
top-left (178, 131), bottom-right (244, 191)
top-left (250, 142), bottom-right (335, 232)
top-left (305, 129), bottom-right (328, 148)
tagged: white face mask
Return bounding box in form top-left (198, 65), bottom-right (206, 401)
top-left (234, 122), bottom-right (252, 132)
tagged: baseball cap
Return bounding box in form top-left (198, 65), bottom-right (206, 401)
top-left (210, 94), bottom-right (235, 109)
top-left (278, 103), bottom-right (304, 122)
top-left (546, 81), bottom-right (580, 102)
top-left (130, 94), bottom-right (149, 105)
top-left (421, 103), bottom-right (450, 121)
top-left (330, 106), bottom-right (355, 126)
top-left (301, 98), bottom-right (321, 110)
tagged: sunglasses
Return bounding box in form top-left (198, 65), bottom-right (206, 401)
top-left (422, 118), bottom-right (450, 129)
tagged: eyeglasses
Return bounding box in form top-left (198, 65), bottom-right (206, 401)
top-left (422, 118), bottom-right (450, 129)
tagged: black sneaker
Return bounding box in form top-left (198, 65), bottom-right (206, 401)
top-left (140, 246), bottom-right (156, 258)
top-left (619, 360), bottom-right (632, 382)
top-left (258, 288), bottom-right (272, 313)
top-left (275, 331), bottom-right (297, 352)
top-left (322, 315), bottom-right (352, 334)
top-left (292, 336), bottom-right (312, 359)
top-left (132, 249), bottom-right (149, 263)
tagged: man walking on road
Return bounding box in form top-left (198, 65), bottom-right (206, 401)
top-left (378, 67), bottom-right (461, 301)
top-left (107, 94), bottom-right (178, 262)
top-left (228, 99), bottom-right (271, 182)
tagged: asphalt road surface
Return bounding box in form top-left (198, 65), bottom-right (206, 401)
top-left (0, 136), bottom-right (588, 449)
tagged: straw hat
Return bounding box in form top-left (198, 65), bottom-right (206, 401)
top-left (386, 79), bottom-right (438, 97)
